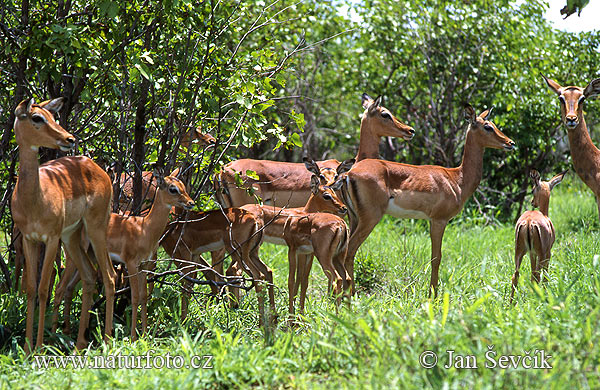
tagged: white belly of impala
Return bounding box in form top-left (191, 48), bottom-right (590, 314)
top-left (386, 199), bottom-right (430, 220)
top-left (110, 252), bottom-right (125, 265)
top-left (264, 235), bottom-right (286, 246)
top-left (192, 240), bottom-right (225, 254)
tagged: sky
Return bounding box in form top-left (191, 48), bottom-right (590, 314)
top-left (544, 0), bottom-right (599, 33)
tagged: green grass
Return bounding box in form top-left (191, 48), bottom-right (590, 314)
top-left (1, 178), bottom-right (600, 389)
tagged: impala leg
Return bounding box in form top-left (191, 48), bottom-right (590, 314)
top-left (429, 219), bottom-right (448, 298)
top-left (247, 243), bottom-right (276, 326)
top-left (346, 212), bottom-right (383, 295)
top-left (238, 252), bottom-right (267, 328)
top-left (530, 252), bottom-right (540, 285)
top-left (210, 248), bottom-right (226, 296)
top-left (287, 248), bottom-right (297, 319)
top-left (21, 238), bottom-right (41, 353)
top-left (127, 260), bottom-right (141, 340)
top-left (511, 245), bottom-right (526, 304)
top-left (146, 251), bottom-right (157, 296)
top-left (52, 258), bottom-right (77, 333)
top-left (62, 270), bottom-right (80, 335)
top-left (83, 223), bottom-right (116, 345)
top-left (314, 245), bottom-right (343, 309)
top-left (62, 229), bottom-right (96, 350)
top-left (225, 260), bottom-right (243, 307)
top-left (298, 254), bottom-right (313, 316)
top-left (539, 251), bottom-right (551, 284)
top-left (139, 266), bottom-right (149, 337)
top-left (33, 237), bottom-right (60, 350)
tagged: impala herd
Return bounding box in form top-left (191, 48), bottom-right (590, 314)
top-left (8, 76), bottom-right (600, 353)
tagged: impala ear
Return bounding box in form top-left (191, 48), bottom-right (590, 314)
top-left (303, 157), bottom-right (321, 176)
top-left (583, 78), bottom-right (600, 99)
top-left (542, 74), bottom-right (563, 96)
top-left (479, 107), bottom-right (493, 120)
top-left (310, 175), bottom-right (320, 195)
top-left (464, 104), bottom-right (476, 124)
top-left (336, 158), bottom-right (355, 176)
top-left (368, 95), bottom-right (383, 115)
top-left (529, 169), bottom-right (541, 186)
top-left (39, 97), bottom-right (65, 115)
top-left (15, 98), bottom-right (34, 119)
top-left (549, 170), bottom-right (567, 191)
top-left (361, 93), bottom-right (373, 109)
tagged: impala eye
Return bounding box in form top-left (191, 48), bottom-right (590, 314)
top-left (483, 124), bottom-right (493, 132)
top-left (32, 115), bottom-right (45, 124)
top-left (323, 193), bottom-right (332, 201)
top-left (381, 112), bottom-right (391, 120)
top-left (168, 186), bottom-right (179, 194)
top-left (579, 95), bottom-right (586, 103)
top-left (558, 96), bottom-right (566, 104)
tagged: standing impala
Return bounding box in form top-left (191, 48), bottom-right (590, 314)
top-left (10, 97), bottom-right (116, 351)
top-left (542, 75), bottom-right (600, 217)
top-left (52, 174), bottom-right (195, 340)
top-left (341, 105), bottom-right (515, 296)
top-left (511, 169), bottom-right (566, 303)
top-left (215, 94), bottom-right (414, 208)
top-left (240, 158), bottom-right (354, 320)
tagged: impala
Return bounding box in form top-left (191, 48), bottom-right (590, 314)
top-left (11, 97), bottom-right (116, 351)
top-left (52, 174), bottom-right (194, 339)
top-left (511, 169), bottom-right (566, 303)
top-left (239, 158), bottom-right (354, 319)
top-left (215, 94), bottom-right (414, 209)
top-left (116, 126), bottom-right (215, 212)
top-left (542, 75), bottom-right (600, 217)
top-left (160, 207), bottom-right (273, 326)
top-left (341, 105), bottom-right (515, 296)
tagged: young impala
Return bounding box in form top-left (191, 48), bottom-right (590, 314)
top-left (11, 97), bottom-right (115, 351)
top-left (240, 158), bottom-right (354, 320)
top-left (542, 75), bottom-right (600, 218)
top-left (52, 174), bottom-right (195, 339)
top-left (511, 169), bottom-right (566, 303)
top-left (341, 105), bottom-right (515, 296)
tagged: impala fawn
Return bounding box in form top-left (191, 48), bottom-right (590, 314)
top-left (511, 169), bottom-right (566, 302)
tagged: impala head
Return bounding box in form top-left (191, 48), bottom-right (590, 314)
top-left (181, 126), bottom-right (216, 149)
top-left (154, 174), bottom-right (195, 210)
top-left (361, 94), bottom-right (415, 141)
top-left (303, 157), bottom-right (354, 216)
top-left (464, 105), bottom-right (515, 151)
top-left (14, 97), bottom-right (75, 152)
top-left (542, 75), bottom-right (600, 130)
top-left (529, 169), bottom-right (566, 211)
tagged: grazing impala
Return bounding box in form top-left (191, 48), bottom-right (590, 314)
top-left (542, 75), bottom-right (600, 217)
top-left (240, 158), bottom-right (354, 319)
top-left (511, 169), bottom-right (566, 303)
top-left (341, 105), bottom-right (515, 296)
top-left (52, 174), bottom-right (195, 339)
top-left (11, 97), bottom-right (116, 351)
top-left (215, 94), bottom-right (414, 208)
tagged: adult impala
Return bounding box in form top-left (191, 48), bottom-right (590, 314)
top-left (542, 75), bottom-right (600, 217)
top-left (341, 105), bottom-right (515, 296)
top-left (511, 169), bottom-right (566, 303)
top-left (215, 94), bottom-right (414, 208)
top-left (11, 97), bottom-right (116, 351)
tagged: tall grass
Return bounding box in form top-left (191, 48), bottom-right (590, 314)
top-left (1, 178), bottom-right (599, 389)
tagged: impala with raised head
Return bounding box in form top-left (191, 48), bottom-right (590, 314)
top-left (543, 75), bottom-right (600, 217)
top-left (240, 158), bottom-right (354, 320)
top-left (341, 105), bottom-right (515, 296)
top-left (511, 169), bottom-right (566, 303)
top-left (52, 174), bottom-right (194, 339)
top-left (11, 97), bottom-right (116, 351)
top-left (215, 94), bottom-right (414, 209)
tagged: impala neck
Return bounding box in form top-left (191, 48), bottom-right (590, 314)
top-left (458, 129), bottom-right (485, 202)
top-left (355, 116), bottom-right (381, 161)
top-left (538, 198), bottom-right (550, 217)
top-left (567, 117), bottom-right (600, 171)
top-left (144, 190), bottom-right (173, 242)
top-left (15, 146), bottom-right (43, 206)
top-left (302, 195), bottom-right (322, 213)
